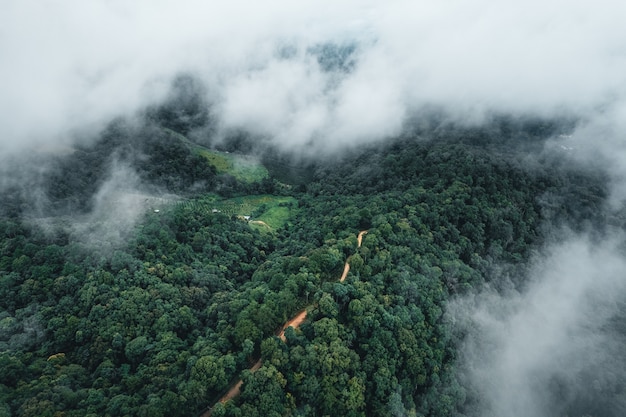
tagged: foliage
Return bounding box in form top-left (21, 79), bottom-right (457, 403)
top-left (196, 149), bottom-right (269, 184)
top-left (0, 120), bottom-right (611, 417)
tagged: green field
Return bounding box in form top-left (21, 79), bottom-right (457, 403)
top-left (179, 194), bottom-right (298, 231)
top-left (251, 199), bottom-right (296, 231)
top-left (162, 128), bottom-right (269, 184)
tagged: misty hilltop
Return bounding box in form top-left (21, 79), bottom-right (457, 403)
top-left (2, 2), bottom-right (626, 417)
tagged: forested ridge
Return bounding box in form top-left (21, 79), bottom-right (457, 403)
top-left (0, 113), bottom-right (612, 416)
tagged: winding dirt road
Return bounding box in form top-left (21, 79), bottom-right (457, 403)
top-left (202, 230), bottom-right (368, 416)
top-left (213, 360), bottom-right (263, 407)
top-left (357, 230), bottom-right (367, 247)
top-left (279, 310), bottom-right (308, 342)
top-left (340, 231), bottom-right (367, 282)
top-left (249, 220), bottom-right (271, 229)
top-left (339, 263), bottom-right (351, 282)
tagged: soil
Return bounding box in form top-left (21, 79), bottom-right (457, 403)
top-left (203, 230), bottom-right (368, 415)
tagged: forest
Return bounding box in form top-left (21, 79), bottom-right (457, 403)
top-left (0, 90), bottom-right (617, 417)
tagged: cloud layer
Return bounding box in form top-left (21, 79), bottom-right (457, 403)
top-left (2, 0), bottom-right (626, 154)
top-left (3, 3), bottom-right (626, 415)
top-left (451, 234), bottom-right (626, 417)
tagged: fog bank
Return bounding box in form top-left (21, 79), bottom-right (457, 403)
top-left (451, 234), bottom-right (626, 417)
top-left (2, 0), bottom-right (626, 156)
top-left (2, 2), bottom-right (626, 415)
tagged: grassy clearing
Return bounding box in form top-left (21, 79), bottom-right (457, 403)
top-left (197, 150), bottom-right (231, 172)
top-left (162, 128), bottom-right (268, 184)
top-left (196, 149), bottom-right (269, 184)
top-left (179, 194), bottom-right (298, 231)
top-left (253, 202), bottom-right (295, 231)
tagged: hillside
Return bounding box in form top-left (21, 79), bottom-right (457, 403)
top-left (0, 117), bottom-right (622, 417)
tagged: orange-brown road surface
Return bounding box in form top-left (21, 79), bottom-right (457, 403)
top-left (279, 310), bottom-right (308, 342)
top-left (249, 220), bottom-right (271, 229)
top-left (339, 263), bottom-right (351, 282)
top-left (340, 231), bottom-right (367, 282)
top-left (211, 360), bottom-right (263, 410)
top-left (203, 231), bottom-right (368, 415)
top-left (203, 311), bottom-right (308, 416)
top-left (357, 230), bottom-right (368, 247)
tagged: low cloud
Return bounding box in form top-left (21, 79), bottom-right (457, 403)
top-left (2, 0), bottom-right (626, 157)
top-left (451, 233), bottom-right (626, 417)
top-left (64, 159), bottom-right (174, 251)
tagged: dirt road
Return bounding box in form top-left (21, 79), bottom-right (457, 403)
top-left (203, 230), bottom-right (368, 415)
top-left (279, 310), bottom-right (307, 342)
top-left (340, 231), bottom-right (367, 282)
top-left (203, 311), bottom-right (308, 416)
top-left (249, 220), bottom-right (271, 229)
top-left (212, 359), bottom-right (263, 408)
top-left (339, 263), bottom-right (351, 282)
top-left (357, 230), bottom-right (367, 247)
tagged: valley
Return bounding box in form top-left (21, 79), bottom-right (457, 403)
top-left (0, 118), bottom-right (621, 417)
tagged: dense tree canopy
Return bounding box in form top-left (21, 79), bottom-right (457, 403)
top-left (0, 114), bottom-right (612, 416)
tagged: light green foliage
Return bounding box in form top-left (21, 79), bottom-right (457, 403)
top-left (196, 149), bottom-right (269, 183)
top-left (0, 128), bottom-right (611, 417)
top-left (179, 194), bottom-right (298, 231)
top-left (192, 354), bottom-right (236, 392)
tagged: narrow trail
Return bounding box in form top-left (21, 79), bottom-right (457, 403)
top-left (339, 263), bottom-right (351, 282)
top-left (357, 230), bottom-right (368, 247)
top-left (213, 360), bottom-right (263, 407)
top-left (278, 310), bottom-right (308, 342)
top-left (202, 230), bottom-right (368, 416)
top-left (249, 220), bottom-right (271, 229)
top-left (340, 231), bottom-right (367, 282)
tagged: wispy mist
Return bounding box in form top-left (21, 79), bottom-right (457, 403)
top-left (451, 233), bottom-right (626, 417)
top-left (3, 0), bottom-right (626, 155)
top-left (68, 160), bottom-right (147, 250)
top-left (3, 3), bottom-right (626, 414)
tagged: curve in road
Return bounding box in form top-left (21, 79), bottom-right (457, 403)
top-left (202, 230), bottom-right (368, 415)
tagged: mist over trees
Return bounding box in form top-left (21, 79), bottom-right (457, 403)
top-left (1, 84), bottom-right (623, 417)
top-left (3, 2), bottom-right (626, 415)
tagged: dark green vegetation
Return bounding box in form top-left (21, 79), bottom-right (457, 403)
top-left (0, 110), bottom-right (612, 417)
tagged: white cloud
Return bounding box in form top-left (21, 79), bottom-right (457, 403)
top-left (451, 234), bottom-right (626, 416)
top-left (2, 0), bottom-right (626, 155)
top-left (3, 2), bottom-right (626, 414)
